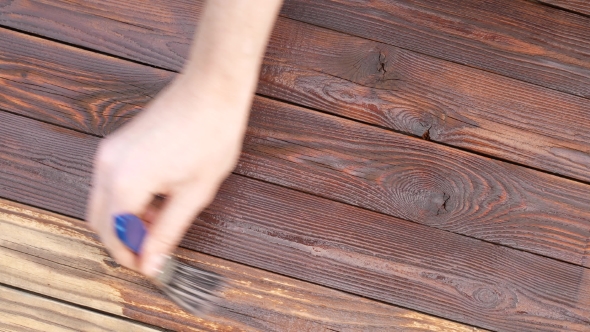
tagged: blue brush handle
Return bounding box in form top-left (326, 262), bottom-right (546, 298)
top-left (114, 214), bottom-right (147, 254)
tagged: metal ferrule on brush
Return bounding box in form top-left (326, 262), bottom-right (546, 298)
top-left (153, 255), bottom-right (176, 288)
top-left (151, 255), bottom-right (225, 315)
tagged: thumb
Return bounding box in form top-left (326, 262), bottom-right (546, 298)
top-left (139, 182), bottom-right (217, 277)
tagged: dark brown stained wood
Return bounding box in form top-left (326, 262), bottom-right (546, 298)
top-left (196, 176), bottom-right (590, 332)
top-left (5, 54), bottom-right (590, 271)
top-left (1, 110), bottom-right (590, 331)
top-left (3, 25), bottom-right (590, 269)
top-left (280, 0), bottom-right (590, 99)
top-left (0, 0), bottom-right (203, 71)
top-left (0, 285), bottom-right (158, 332)
top-left (239, 97), bottom-right (590, 267)
top-left (4, 0), bottom-right (590, 100)
top-left (2, 14), bottom-right (590, 185)
top-left (538, 0), bottom-right (590, 16)
top-left (261, 19), bottom-right (590, 183)
top-left (0, 28), bottom-right (170, 135)
top-left (0, 110), bottom-right (95, 217)
top-left (0, 199), bottom-right (483, 332)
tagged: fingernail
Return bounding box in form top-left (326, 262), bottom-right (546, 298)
top-left (144, 254), bottom-right (167, 277)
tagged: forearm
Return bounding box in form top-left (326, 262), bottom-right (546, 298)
top-left (182, 0), bottom-right (283, 118)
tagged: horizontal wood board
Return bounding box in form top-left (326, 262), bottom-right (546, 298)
top-left (4, 0), bottom-right (590, 100)
top-left (0, 285), bottom-right (159, 332)
top-left (280, 0), bottom-right (590, 98)
top-left (0, 198), bottom-right (482, 332)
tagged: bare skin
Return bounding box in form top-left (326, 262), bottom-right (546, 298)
top-left (87, 0), bottom-right (283, 277)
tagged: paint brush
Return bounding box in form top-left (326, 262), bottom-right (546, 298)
top-left (115, 213), bottom-right (226, 316)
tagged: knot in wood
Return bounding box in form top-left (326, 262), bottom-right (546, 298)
top-left (473, 287), bottom-right (501, 308)
top-left (332, 45), bottom-right (402, 90)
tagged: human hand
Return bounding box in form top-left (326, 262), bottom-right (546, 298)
top-left (87, 74), bottom-right (250, 277)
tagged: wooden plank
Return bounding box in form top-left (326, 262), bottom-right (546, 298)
top-left (538, 0), bottom-right (590, 16)
top-left (0, 285), bottom-right (159, 332)
top-left (0, 109), bottom-right (95, 217)
top-left (0, 27), bottom-right (169, 135)
top-left (0, 112), bottom-right (589, 331)
top-left (0, 0), bottom-right (201, 71)
top-left (198, 176), bottom-right (590, 332)
top-left (280, 0), bottom-right (590, 99)
top-left (2, 13), bottom-right (590, 185)
top-left (0, 199), bottom-right (481, 332)
top-left (3, 32), bottom-right (590, 269)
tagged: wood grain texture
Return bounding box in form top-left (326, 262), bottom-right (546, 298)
top-left (1, 111), bottom-right (590, 331)
top-left (3, 34), bottom-right (590, 269)
top-left (4, 0), bottom-right (590, 100)
top-left (261, 19), bottom-right (590, 183)
top-left (0, 199), bottom-right (481, 332)
top-left (2, 13), bottom-right (590, 185)
top-left (280, 0), bottom-right (590, 98)
top-left (0, 285), bottom-right (158, 332)
top-left (0, 0), bottom-right (202, 71)
top-left (239, 97), bottom-right (590, 267)
top-left (196, 176), bottom-right (590, 332)
top-left (538, 0), bottom-right (590, 16)
top-left (0, 109), bottom-right (95, 217)
top-left (0, 26), bottom-right (170, 135)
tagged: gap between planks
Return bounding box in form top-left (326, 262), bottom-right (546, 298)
top-left (534, 0), bottom-right (590, 17)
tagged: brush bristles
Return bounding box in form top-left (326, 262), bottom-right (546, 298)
top-left (153, 257), bottom-right (226, 316)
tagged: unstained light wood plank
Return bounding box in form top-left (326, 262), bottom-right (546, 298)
top-left (0, 285), bottom-right (158, 332)
top-left (0, 111), bottom-right (589, 331)
top-left (0, 199), bottom-right (481, 332)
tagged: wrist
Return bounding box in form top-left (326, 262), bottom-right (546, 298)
top-left (178, 70), bottom-right (254, 112)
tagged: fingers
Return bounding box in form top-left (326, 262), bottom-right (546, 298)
top-left (88, 186), bottom-right (136, 267)
top-left (87, 141), bottom-right (156, 271)
top-left (139, 182), bottom-right (218, 277)
top-left (87, 173), bottom-right (140, 267)
top-left (87, 147), bottom-right (137, 267)
top-left (104, 174), bottom-right (155, 270)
